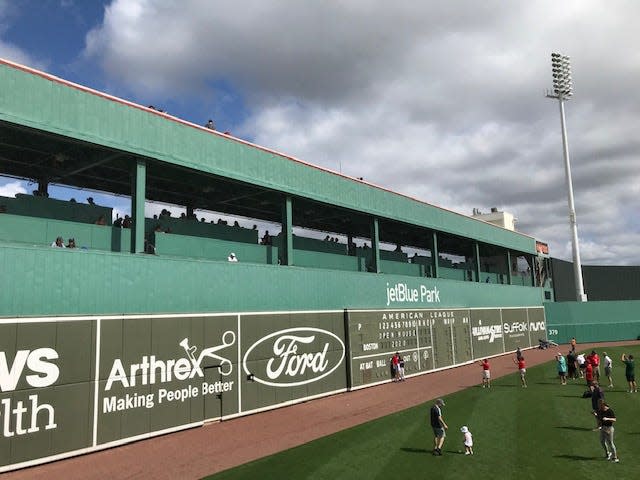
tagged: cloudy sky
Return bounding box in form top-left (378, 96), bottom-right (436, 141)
top-left (0, 0), bottom-right (638, 265)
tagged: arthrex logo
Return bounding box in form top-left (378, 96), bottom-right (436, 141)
top-left (243, 327), bottom-right (345, 387)
top-left (105, 331), bottom-right (236, 390)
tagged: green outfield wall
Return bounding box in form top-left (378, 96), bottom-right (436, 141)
top-left (1, 305), bottom-right (545, 472)
top-left (545, 300), bottom-right (640, 344)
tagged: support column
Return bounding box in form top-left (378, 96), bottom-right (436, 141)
top-left (431, 232), bottom-right (439, 278)
top-left (131, 159), bottom-right (146, 254)
top-left (506, 250), bottom-right (513, 285)
top-left (370, 218), bottom-right (380, 273)
top-left (280, 195), bottom-right (293, 266)
top-left (473, 242), bottom-right (481, 282)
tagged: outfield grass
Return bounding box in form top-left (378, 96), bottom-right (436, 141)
top-left (206, 346), bottom-right (639, 480)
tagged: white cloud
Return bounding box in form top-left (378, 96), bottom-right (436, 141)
top-left (0, 180), bottom-right (27, 198)
top-left (80, 1), bottom-right (640, 265)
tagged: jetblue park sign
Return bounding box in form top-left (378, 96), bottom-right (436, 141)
top-left (385, 282), bottom-right (441, 306)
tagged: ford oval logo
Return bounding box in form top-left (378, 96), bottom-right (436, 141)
top-left (243, 327), bottom-right (345, 387)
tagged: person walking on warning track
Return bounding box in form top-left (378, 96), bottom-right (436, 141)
top-left (514, 356), bottom-right (527, 387)
top-left (430, 398), bottom-right (448, 455)
top-left (479, 359), bottom-right (491, 388)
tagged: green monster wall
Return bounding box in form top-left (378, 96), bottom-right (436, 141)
top-left (545, 301), bottom-right (640, 344)
top-left (0, 306), bottom-right (545, 472)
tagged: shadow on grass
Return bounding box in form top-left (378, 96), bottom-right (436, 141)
top-left (400, 447), bottom-right (429, 454)
top-left (555, 426), bottom-right (594, 432)
top-left (553, 454), bottom-right (599, 461)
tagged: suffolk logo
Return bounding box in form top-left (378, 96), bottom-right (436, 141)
top-left (243, 328), bottom-right (345, 387)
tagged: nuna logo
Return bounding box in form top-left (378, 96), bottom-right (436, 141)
top-left (243, 327), bottom-right (345, 387)
top-left (529, 321), bottom-right (546, 332)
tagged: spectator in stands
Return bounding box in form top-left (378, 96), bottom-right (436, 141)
top-left (233, 221), bottom-right (240, 227)
top-left (51, 236), bottom-right (65, 248)
top-left (95, 215), bottom-right (106, 225)
top-left (228, 252), bottom-right (238, 262)
top-left (113, 216), bottom-right (123, 228)
top-left (144, 235), bottom-right (156, 254)
top-left (252, 225), bottom-right (257, 230)
top-left (205, 119), bottom-right (215, 130)
top-left (66, 238), bottom-right (76, 249)
top-left (261, 231), bottom-right (272, 245)
top-left (87, 197), bottom-right (96, 205)
top-left (394, 243), bottom-right (402, 252)
top-left (122, 215), bottom-right (132, 228)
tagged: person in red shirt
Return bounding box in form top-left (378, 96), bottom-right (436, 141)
top-left (479, 359), bottom-right (491, 388)
top-left (585, 361), bottom-right (594, 386)
top-left (391, 352), bottom-right (400, 382)
top-left (589, 350), bottom-right (601, 381)
top-left (514, 357), bottom-right (527, 387)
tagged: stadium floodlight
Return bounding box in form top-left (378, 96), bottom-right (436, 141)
top-left (546, 53), bottom-right (587, 301)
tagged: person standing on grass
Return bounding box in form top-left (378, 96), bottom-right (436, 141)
top-left (597, 402), bottom-right (619, 462)
top-left (585, 360), bottom-right (594, 386)
top-left (589, 383), bottom-right (605, 430)
top-left (576, 352), bottom-right (586, 378)
top-left (479, 358), bottom-right (491, 388)
top-left (430, 398), bottom-right (448, 455)
top-left (621, 354), bottom-right (636, 393)
top-left (603, 352), bottom-right (613, 388)
top-left (556, 352), bottom-right (567, 385)
top-left (460, 426), bottom-right (474, 455)
top-left (514, 356), bottom-right (527, 387)
top-left (567, 350), bottom-right (577, 380)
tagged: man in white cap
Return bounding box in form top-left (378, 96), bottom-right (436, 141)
top-left (430, 398), bottom-right (448, 455)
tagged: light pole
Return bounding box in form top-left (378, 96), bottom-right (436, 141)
top-left (546, 53), bottom-right (587, 301)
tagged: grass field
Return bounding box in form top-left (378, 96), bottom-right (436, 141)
top-left (206, 346), bottom-right (639, 480)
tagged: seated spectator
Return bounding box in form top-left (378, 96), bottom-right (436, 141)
top-left (95, 215), bottom-right (106, 225)
top-left (228, 252), bottom-right (238, 262)
top-left (205, 119), bottom-right (215, 130)
top-left (233, 220), bottom-right (240, 227)
top-left (87, 197), bottom-right (96, 205)
top-left (51, 236), bottom-right (65, 248)
top-left (122, 215), bottom-right (132, 228)
top-left (66, 238), bottom-right (76, 249)
top-left (113, 216), bottom-right (123, 228)
top-left (261, 231), bottom-right (272, 245)
top-left (144, 236), bottom-right (156, 254)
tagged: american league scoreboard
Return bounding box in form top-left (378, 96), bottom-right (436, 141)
top-left (346, 307), bottom-right (546, 388)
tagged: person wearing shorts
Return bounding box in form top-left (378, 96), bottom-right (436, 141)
top-left (556, 353), bottom-right (567, 385)
top-left (603, 352), bottom-right (613, 388)
top-left (621, 354), bottom-right (636, 393)
top-left (479, 359), bottom-right (491, 388)
top-left (514, 357), bottom-right (527, 387)
top-left (430, 398), bottom-right (448, 455)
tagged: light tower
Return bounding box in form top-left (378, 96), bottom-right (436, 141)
top-left (546, 53), bottom-right (587, 301)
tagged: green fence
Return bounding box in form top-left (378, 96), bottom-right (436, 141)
top-left (545, 300), bottom-right (640, 344)
top-left (1, 304), bottom-right (545, 472)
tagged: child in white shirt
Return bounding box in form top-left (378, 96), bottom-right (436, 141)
top-left (461, 426), bottom-right (473, 455)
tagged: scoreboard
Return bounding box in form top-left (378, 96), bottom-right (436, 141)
top-left (346, 306), bottom-right (545, 389)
